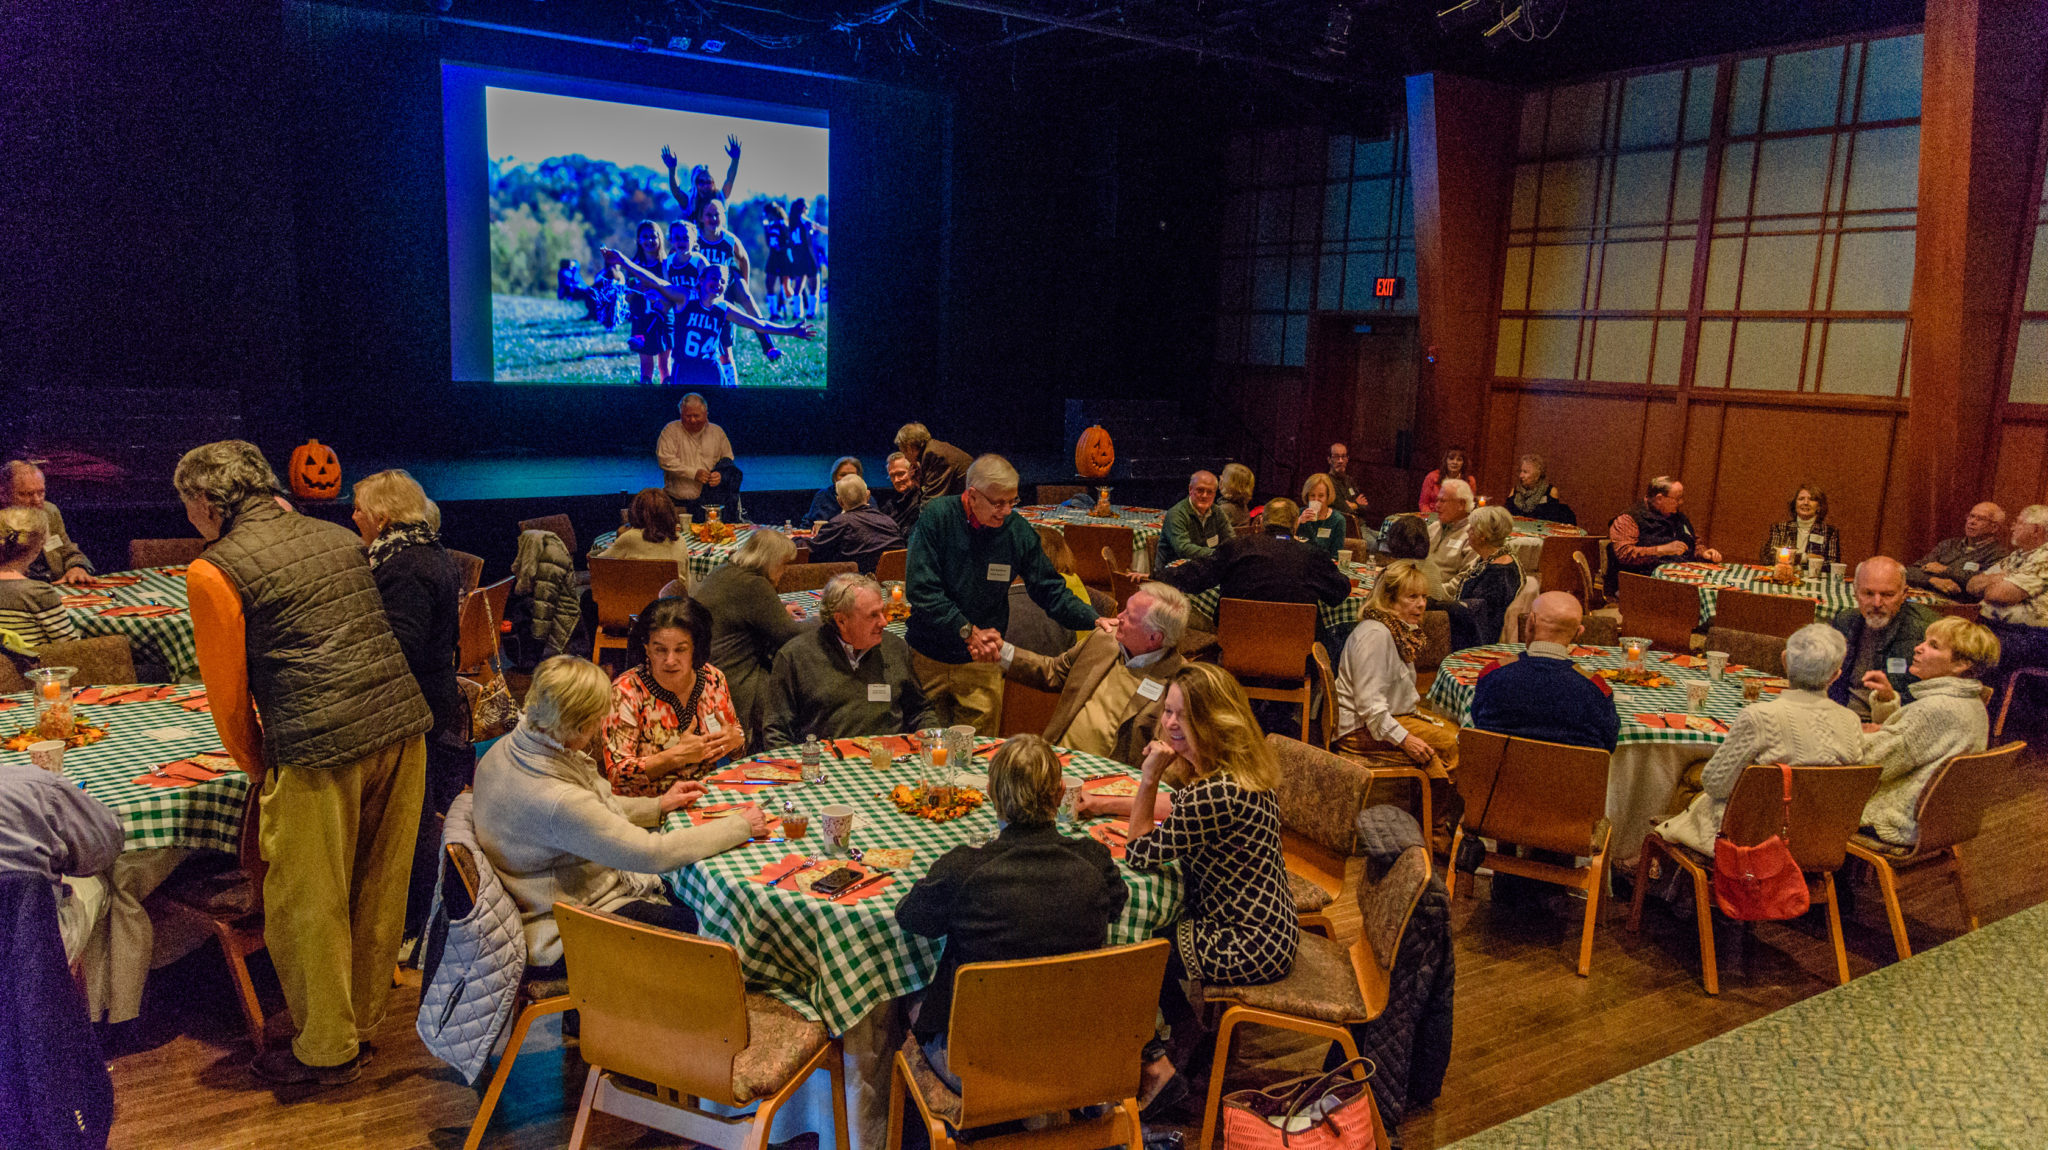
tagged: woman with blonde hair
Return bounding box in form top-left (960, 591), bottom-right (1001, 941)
top-left (895, 733), bottom-right (1127, 1090)
top-left (1334, 559), bottom-right (1459, 773)
top-left (1858, 616), bottom-right (1999, 846)
top-left (474, 655), bottom-right (764, 976)
top-left (1217, 462), bottom-right (1256, 533)
top-left (0, 505), bottom-right (79, 650)
top-left (1124, 661), bottom-right (1296, 1114)
top-left (352, 468), bottom-right (471, 938)
top-left (1295, 472), bottom-right (1345, 559)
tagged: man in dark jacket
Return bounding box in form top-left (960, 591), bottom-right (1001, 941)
top-left (764, 574), bottom-right (937, 746)
top-left (1829, 556), bottom-right (1936, 718)
top-left (1157, 498), bottom-right (1351, 609)
top-left (178, 440), bottom-right (434, 1088)
top-left (808, 475), bottom-right (904, 574)
top-left (896, 422), bottom-right (973, 501)
top-left (1469, 592), bottom-right (1620, 752)
top-left (878, 451), bottom-right (925, 539)
top-left (1606, 476), bottom-right (1723, 594)
top-left (905, 455), bottom-right (1098, 733)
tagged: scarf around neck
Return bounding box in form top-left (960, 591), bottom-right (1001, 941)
top-left (367, 521), bottom-right (440, 570)
top-left (1367, 605), bottom-right (1425, 666)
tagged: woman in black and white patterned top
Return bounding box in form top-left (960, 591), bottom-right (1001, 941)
top-left (1124, 661), bottom-right (1297, 1113)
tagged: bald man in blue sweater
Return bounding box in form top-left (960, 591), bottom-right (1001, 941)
top-left (1469, 591), bottom-right (1619, 752)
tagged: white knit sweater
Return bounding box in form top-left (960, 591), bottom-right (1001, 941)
top-left (1657, 688), bottom-right (1863, 855)
top-left (1859, 676), bottom-right (1989, 847)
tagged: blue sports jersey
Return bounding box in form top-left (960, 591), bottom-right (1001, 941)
top-left (663, 251), bottom-right (707, 300)
top-left (670, 300), bottom-right (735, 388)
top-left (763, 219), bottom-right (788, 255)
top-left (699, 233), bottom-right (738, 271)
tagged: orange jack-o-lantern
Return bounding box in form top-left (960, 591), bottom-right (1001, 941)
top-left (290, 439), bottom-right (342, 500)
top-left (1075, 425), bottom-right (1115, 479)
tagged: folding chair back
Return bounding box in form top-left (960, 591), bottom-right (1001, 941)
top-left (1454, 728), bottom-right (1612, 857)
top-left (1911, 742), bottom-right (2022, 856)
top-left (1711, 587), bottom-right (1818, 639)
top-left (1617, 571), bottom-right (1701, 652)
top-left (1719, 763), bottom-right (1882, 873)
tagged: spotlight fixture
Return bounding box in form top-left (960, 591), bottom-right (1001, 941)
top-left (667, 34), bottom-right (691, 50)
top-left (700, 38), bottom-right (726, 52)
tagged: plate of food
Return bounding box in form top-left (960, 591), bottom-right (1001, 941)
top-left (1084, 776), bottom-right (1141, 797)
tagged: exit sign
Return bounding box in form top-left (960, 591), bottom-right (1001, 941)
top-left (1374, 276), bottom-right (1404, 299)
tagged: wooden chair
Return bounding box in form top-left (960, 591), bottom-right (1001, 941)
top-left (557, 903), bottom-right (848, 1150)
top-left (34, 636), bottom-right (137, 686)
top-left (1539, 535), bottom-right (1604, 609)
top-left (1215, 598), bottom-right (1320, 742)
top-left (127, 537), bottom-right (207, 569)
top-left (1931, 600), bottom-right (1982, 623)
top-left (518, 513), bottom-right (579, 557)
top-left (889, 941), bottom-right (1166, 1150)
top-left (1035, 484), bottom-right (1087, 506)
top-left (776, 561), bottom-right (857, 594)
top-left (1616, 571), bottom-right (1701, 653)
top-left (1063, 523), bottom-right (1134, 592)
top-left (1845, 741), bottom-right (2024, 960)
top-left (1447, 729), bottom-right (1614, 976)
top-left (1703, 625), bottom-right (1787, 676)
top-left (1711, 586), bottom-right (1819, 638)
top-left (1269, 733), bottom-right (1418, 936)
top-left (590, 557), bottom-right (680, 663)
top-left (1499, 573), bottom-right (1540, 644)
top-left (159, 755), bottom-right (269, 1052)
top-left (1413, 610), bottom-right (1451, 693)
top-left (1628, 762), bottom-right (1883, 994)
top-left (875, 549), bottom-right (909, 585)
top-left (1994, 667), bottom-right (2048, 739)
top-left (0, 657), bottom-right (27, 694)
top-left (457, 586), bottom-right (500, 677)
top-left (996, 679), bottom-right (1062, 739)
top-left (1109, 570), bottom-right (1145, 611)
top-left (449, 840), bottom-right (573, 1150)
top-left (448, 549), bottom-right (486, 598)
top-left (1194, 849), bottom-right (1420, 1150)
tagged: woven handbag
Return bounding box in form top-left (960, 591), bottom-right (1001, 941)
top-left (1712, 762), bottom-right (1810, 921)
top-left (1221, 1058), bottom-right (1381, 1150)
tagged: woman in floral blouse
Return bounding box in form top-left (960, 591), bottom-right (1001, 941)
top-left (601, 596), bottom-right (747, 797)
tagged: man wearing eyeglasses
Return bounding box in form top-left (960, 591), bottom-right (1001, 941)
top-left (905, 454), bottom-right (1099, 733)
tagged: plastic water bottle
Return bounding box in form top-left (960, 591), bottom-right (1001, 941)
top-left (801, 735), bottom-right (824, 784)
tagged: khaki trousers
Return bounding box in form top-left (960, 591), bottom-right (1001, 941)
top-left (260, 735), bottom-right (426, 1067)
top-left (910, 650), bottom-right (1005, 735)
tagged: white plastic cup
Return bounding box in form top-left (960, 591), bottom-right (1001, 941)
top-left (813, 520), bottom-right (827, 533)
top-left (1806, 555), bottom-right (1823, 580)
top-left (1705, 651), bottom-right (1729, 681)
top-left (27, 740), bottom-right (65, 773)
top-left (820, 804), bottom-right (856, 858)
top-left (1830, 561), bottom-right (1848, 581)
top-left (1685, 680), bottom-right (1711, 714)
top-left (1058, 782), bottom-right (1084, 826)
top-left (1337, 549), bottom-right (1354, 568)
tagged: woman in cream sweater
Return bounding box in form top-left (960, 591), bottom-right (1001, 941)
top-left (1856, 616), bottom-right (1998, 847)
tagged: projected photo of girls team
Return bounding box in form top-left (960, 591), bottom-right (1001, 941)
top-left (488, 90), bottom-right (828, 387)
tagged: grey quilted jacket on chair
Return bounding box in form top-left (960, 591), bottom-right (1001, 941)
top-left (1347, 806), bottom-right (1454, 1135)
top-left (417, 791), bottom-right (526, 1085)
top-left (512, 530), bottom-right (581, 658)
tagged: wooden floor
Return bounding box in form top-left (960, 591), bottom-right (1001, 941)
top-left (104, 750), bottom-right (2048, 1150)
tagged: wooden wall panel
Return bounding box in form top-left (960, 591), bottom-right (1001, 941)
top-left (1990, 423), bottom-right (2048, 514)
top-left (1878, 429), bottom-right (1919, 561)
top-left (1480, 391), bottom-right (1523, 498)
top-left (1492, 391), bottom-right (1658, 530)
top-left (1710, 407), bottom-right (1898, 565)
top-left (1675, 403), bottom-right (1723, 536)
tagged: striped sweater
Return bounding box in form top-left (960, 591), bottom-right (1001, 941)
top-left (0, 576), bottom-right (77, 651)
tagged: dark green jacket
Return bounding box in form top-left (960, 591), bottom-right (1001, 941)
top-left (1159, 499), bottom-right (1235, 565)
top-left (762, 624), bottom-right (938, 748)
top-left (905, 495), bottom-right (1097, 663)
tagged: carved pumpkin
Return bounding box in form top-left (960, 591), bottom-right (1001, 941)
top-left (1074, 425), bottom-right (1115, 479)
top-left (290, 439), bottom-right (342, 500)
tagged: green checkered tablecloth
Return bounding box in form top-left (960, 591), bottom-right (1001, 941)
top-left (780, 586), bottom-right (909, 638)
top-left (1186, 563), bottom-right (1379, 631)
top-left (61, 567), bottom-right (200, 681)
top-left (590, 525), bottom-right (759, 579)
top-left (1017, 504), bottom-right (1166, 550)
top-left (1649, 561), bottom-right (1950, 629)
top-left (4, 688), bottom-right (246, 854)
top-left (1428, 643), bottom-right (1759, 751)
top-left (662, 742), bottom-right (1181, 1033)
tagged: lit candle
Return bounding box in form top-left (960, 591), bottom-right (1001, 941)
top-left (1778, 547), bottom-right (1793, 564)
top-left (931, 745), bottom-right (948, 767)
top-left (1625, 640), bottom-right (1643, 663)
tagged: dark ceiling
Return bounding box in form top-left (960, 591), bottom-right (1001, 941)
top-left (425, 0), bottom-right (1924, 101)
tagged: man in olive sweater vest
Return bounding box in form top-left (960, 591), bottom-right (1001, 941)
top-left (905, 455), bottom-right (1099, 734)
top-left (764, 574), bottom-right (939, 746)
top-left (176, 441), bottom-right (433, 1088)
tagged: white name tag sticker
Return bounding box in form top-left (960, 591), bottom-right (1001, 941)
top-left (1317, 528), bottom-right (1332, 539)
top-left (1135, 678), bottom-right (1166, 701)
top-left (867, 683), bottom-right (892, 703)
top-left (1887, 657), bottom-right (1908, 675)
top-left (1964, 561), bottom-right (1980, 572)
top-left (1206, 536), bottom-right (1219, 547)
top-left (986, 563), bottom-right (1011, 582)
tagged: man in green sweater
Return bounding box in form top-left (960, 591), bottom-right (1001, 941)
top-left (906, 455), bottom-right (1099, 733)
top-left (1157, 469), bottom-right (1235, 566)
top-left (764, 573), bottom-right (939, 746)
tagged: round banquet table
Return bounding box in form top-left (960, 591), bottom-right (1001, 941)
top-left (4, 685), bottom-right (246, 1023)
top-left (57, 567), bottom-right (201, 681)
top-left (661, 738), bottom-right (1180, 1150)
top-left (1425, 644), bottom-right (1781, 870)
top-left (1381, 512), bottom-right (1588, 578)
top-left (589, 523), bottom-right (763, 579)
top-left (1017, 503), bottom-right (1167, 570)
top-left (1649, 561), bottom-right (1952, 629)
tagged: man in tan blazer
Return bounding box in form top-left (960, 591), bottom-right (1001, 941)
top-left (986, 581), bottom-right (1190, 766)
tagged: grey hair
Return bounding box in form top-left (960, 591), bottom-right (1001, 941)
top-left (1782, 623), bottom-right (1848, 692)
top-left (729, 526), bottom-right (797, 575)
top-left (1134, 581), bottom-right (1190, 647)
top-left (2018, 504), bottom-right (2048, 529)
top-left (1647, 475), bottom-right (1677, 498)
top-left (966, 454), bottom-right (1020, 495)
top-left (821, 572), bottom-right (883, 620)
top-left (1467, 505), bottom-right (1513, 548)
top-left (173, 440), bottom-right (281, 513)
top-left (523, 655), bottom-right (615, 743)
top-left (679, 392), bottom-right (708, 414)
top-left (835, 474), bottom-right (870, 510)
top-left (1437, 478), bottom-right (1473, 509)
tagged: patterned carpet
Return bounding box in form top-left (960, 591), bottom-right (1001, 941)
top-left (1446, 902), bottom-right (2048, 1149)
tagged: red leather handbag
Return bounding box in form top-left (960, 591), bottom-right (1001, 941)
top-left (1712, 763), bottom-right (1810, 921)
top-left (1222, 1058), bottom-right (1382, 1150)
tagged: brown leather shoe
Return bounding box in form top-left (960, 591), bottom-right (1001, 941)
top-left (251, 1047), bottom-right (364, 1087)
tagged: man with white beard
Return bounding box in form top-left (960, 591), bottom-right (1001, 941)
top-left (1827, 556), bottom-right (1936, 718)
